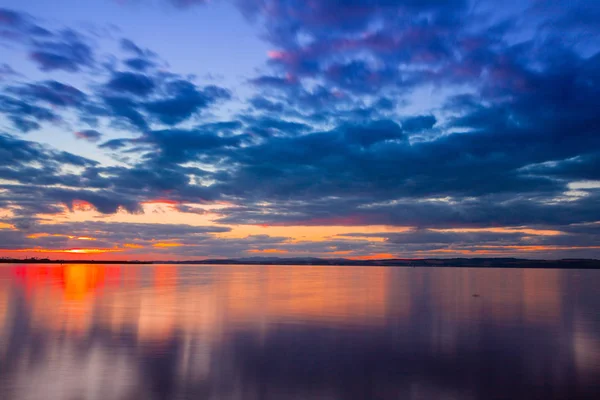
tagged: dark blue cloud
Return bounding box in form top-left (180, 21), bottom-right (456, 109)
top-left (324, 61), bottom-right (400, 94)
top-left (402, 115), bottom-right (436, 133)
top-left (101, 95), bottom-right (150, 131)
top-left (0, 133), bottom-right (99, 194)
top-left (8, 117), bottom-right (41, 133)
top-left (118, 0), bottom-right (210, 9)
top-left (119, 38), bottom-right (159, 71)
top-left (7, 80), bottom-right (87, 107)
top-left (169, 0), bottom-right (209, 8)
top-left (0, 9), bottom-right (96, 72)
top-left (105, 71), bottom-right (156, 97)
top-left (143, 81), bottom-right (231, 125)
top-left (98, 138), bottom-right (132, 150)
top-left (0, 8), bottom-right (51, 41)
top-left (138, 128), bottom-right (249, 164)
top-left (29, 29), bottom-right (95, 72)
top-left (249, 96), bottom-right (285, 113)
top-left (250, 75), bottom-right (298, 89)
top-left (124, 57), bottom-right (156, 71)
top-left (241, 116), bottom-right (310, 138)
top-left (0, 94), bottom-right (58, 132)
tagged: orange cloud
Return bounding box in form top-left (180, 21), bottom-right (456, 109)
top-left (0, 222), bottom-right (15, 230)
top-left (152, 242), bottom-right (183, 248)
top-left (72, 200), bottom-right (95, 211)
top-left (27, 233), bottom-right (97, 241)
top-left (123, 243), bottom-right (144, 249)
top-left (142, 199), bottom-right (180, 206)
top-left (218, 224), bottom-right (410, 243)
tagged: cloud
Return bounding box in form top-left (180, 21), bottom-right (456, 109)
top-left (402, 115), bottom-right (436, 133)
top-left (29, 29), bottom-right (95, 72)
top-left (105, 71), bottom-right (156, 96)
top-left (7, 80), bottom-right (87, 107)
top-left (0, 63), bottom-right (20, 79)
top-left (0, 94), bottom-right (58, 132)
top-left (137, 127), bottom-right (249, 164)
top-left (168, 0), bottom-right (209, 8)
top-left (75, 129), bottom-right (102, 142)
top-left (143, 81), bottom-right (231, 125)
top-left (116, 0), bottom-right (210, 9)
top-left (0, 9), bottom-right (97, 72)
top-left (124, 57), bottom-right (156, 71)
top-left (1, 3), bottom-right (600, 259)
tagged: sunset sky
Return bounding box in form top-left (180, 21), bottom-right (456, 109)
top-left (0, 0), bottom-right (599, 260)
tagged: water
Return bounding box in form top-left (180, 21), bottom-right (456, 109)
top-left (0, 264), bottom-right (599, 400)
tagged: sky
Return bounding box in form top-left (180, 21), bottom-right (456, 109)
top-left (0, 0), bottom-right (599, 261)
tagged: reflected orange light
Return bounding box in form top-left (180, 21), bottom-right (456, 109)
top-left (248, 249), bottom-right (289, 254)
top-left (0, 222), bottom-right (15, 230)
top-left (152, 242), bottom-right (183, 248)
top-left (11, 264), bottom-right (122, 300)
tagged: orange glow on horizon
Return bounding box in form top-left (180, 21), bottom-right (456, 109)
top-left (64, 249), bottom-right (115, 254)
top-left (4, 248), bottom-right (121, 255)
top-left (248, 249), bottom-right (289, 254)
top-left (330, 251), bottom-right (353, 255)
top-left (350, 253), bottom-right (396, 260)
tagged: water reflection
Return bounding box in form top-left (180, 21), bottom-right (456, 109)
top-left (0, 264), bottom-right (599, 399)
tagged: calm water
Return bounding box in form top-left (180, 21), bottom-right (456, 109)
top-left (0, 264), bottom-right (599, 400)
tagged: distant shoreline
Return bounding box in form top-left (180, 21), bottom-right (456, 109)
top-left (1, 258), bottom-right (599, 269)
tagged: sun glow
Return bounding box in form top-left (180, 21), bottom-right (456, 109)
top-left (5, 248), bottom-right (121, 254)
top-left (152, 242), bottom-right (184, 248)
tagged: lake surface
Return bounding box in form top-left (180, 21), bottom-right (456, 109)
top-left (0, 264), bottom-right (599, 400)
